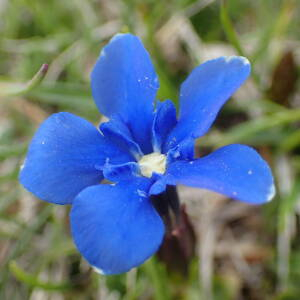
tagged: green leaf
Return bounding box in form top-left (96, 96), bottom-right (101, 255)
top-left (202, 108), bottom-right (300, 147)
top-left (143, 259), bottom-right (171, 300)
top-left (9, 261), bottom-right (72, 291)
top-left (220, 0), bottom-right (245, 57)
top-left (0, 64), bottom-right (48, 97)
top-left (0, 205), bottom-right (53, 292)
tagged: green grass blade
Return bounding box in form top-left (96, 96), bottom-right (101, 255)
top-left (220, 0), bottom-right (245, 57)
top-left (9, 261), bottom-right (72, 291)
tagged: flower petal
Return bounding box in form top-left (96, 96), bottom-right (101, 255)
top-left (100, 115), bottom-right (143, 160)
top-left (164, 144), bottom-right (275, 204)
top-left (165, 56), bottom-right (250, 149)
top-left (20, 112), bottom-right (132, 205)
top-left (102, 161), bottom-right (140, 182)
top-left (152, 100), bottom-right (177, 153)
top-left (70, 178), bottom-right (164, 274)
top-left (91, 33), bottom-right (159, 153)
top-left (166, 137), bottom-right (195, 162)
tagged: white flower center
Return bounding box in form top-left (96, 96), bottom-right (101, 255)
top-left (138, 152), bottom-right (167, 178)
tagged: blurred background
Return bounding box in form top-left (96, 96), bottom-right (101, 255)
top-left (0, 0), bottom-right (300, 299)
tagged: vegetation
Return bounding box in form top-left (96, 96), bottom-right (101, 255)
top-left (0, 0), bottom-right (300, 299)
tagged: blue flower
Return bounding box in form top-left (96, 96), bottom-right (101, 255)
top-left (20, 33), bottom-right (275, 275)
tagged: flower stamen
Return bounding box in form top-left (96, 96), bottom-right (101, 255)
top-left (138, 152), bottom-right (167, 178)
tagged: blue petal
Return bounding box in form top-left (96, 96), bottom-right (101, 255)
top-left (20, 113), bottom-right (133, 205)
top-left (100, 115), bottom-right (143, 160)
top-left (164, 144), bottom-right (275, 204)
top-left (149, 175), bottom-right (168, 195)
top-left (152, 100), bottom-right (177, 153)
top-left (91, 33), bottom-right (159, 154)
top-left (166, 137), bottom-right (195, 162)
top-left (165, 56), bottom-right (251, 149)
top-left (70, 178), bottom-right (164, 274)
top-left (102, 161), bottom-right (140, 182)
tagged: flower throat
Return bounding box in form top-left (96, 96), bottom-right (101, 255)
top-left (138, 152), bottom-right (167, 178)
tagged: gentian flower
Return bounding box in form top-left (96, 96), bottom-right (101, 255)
top-left (20, 33), bottom-right (275, 275)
